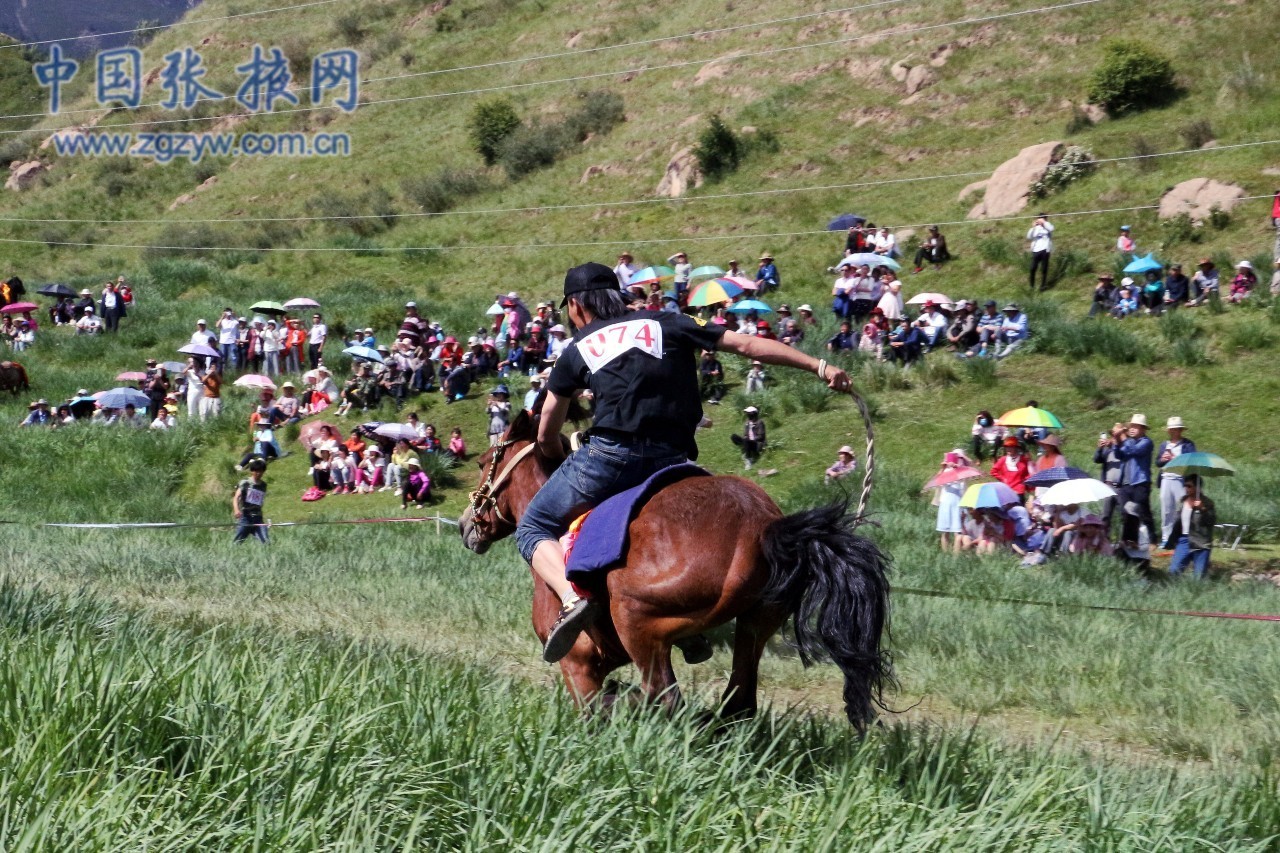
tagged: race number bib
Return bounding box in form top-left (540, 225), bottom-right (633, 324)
top-left (244, 487), bottom-right (265, 507)
top-left (578, 319), bottom-right (664, 373)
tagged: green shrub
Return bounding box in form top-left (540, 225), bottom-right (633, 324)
top-left (1206, 204), bottom-right (1231, 231)
top-left (563, 90), bottom-right (626, 140)
top-left (496, 122), bottom-right (570, 180)
top-left (402, 169), bottom-right (491, 214)
top-left (1046, 248), bottom-right (1092, 287)
top-left (1159, 213), bottom-right (1200, 248)
top-left (306, 188), bottom-right (397, 237)
top-left (1029, 146), bottom-right (1096, 198)
top-left (918, 357), bottom-right (959, 389)
top-left (1130, 134), bottom-right (1159, 172)
top-left (1223, 320), bottom-right (1274, 352)
top-left (976, 237), bottom-right (1021, 268)
top-left (334, 12), bottom-right (366, 43)
top-left (1157, 310), bottom-right (1199, 344)
top-left (1069, 368), bottom-right (1109, 408)
top-left (1033, 316), bottom-right (1153, 365)
top-left (1217, 53), bottom-right (1265, 106)
top-left (1086, 40), bottom-right (1177, 115)
top-left (1063, 106), bottom-right (1092, 136)
top-left (467, 98), bottom-right (522, 167)
top-left (1178, 119), bottom-right (1214, 149)
top-left (961, 355), bottom-right (998, 388)
top-left (0, 137), bottom-right (31, 168)
top-left (693, 114), bottom-right (741, 182)
top-left (1170, 337), bottom-right (1210, 367)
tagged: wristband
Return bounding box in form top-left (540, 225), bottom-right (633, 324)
top-left (817, 359), bottom-right (828, 381)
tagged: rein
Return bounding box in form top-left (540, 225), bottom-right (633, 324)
top-left (468, 439), bottom-right (538, 526)
top-left (847, 388), bottom-right (876, 521)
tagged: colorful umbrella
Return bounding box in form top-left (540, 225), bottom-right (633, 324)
top-left (627, 265), bottom-right (676, 287)
top-left (234, 374), bottom-right (277, 390)
top-left (283, 297), bottom-right (321, 310)
top-left (178, 343), bottom-right (220, 359)
top-left (923, 466), bottom-right (983, 490)
top-left (687, 278), bottom-right (743, 307)
top-left (1023, 466), bottom-right (1092, 487)
top-left (688, 265), bottom-right (725, 283)
top-left (997, 406), bottom-right (1063, 429)
top-left (1162, 452), bottom-right (1235, 478)
top-left (840, 253), bottom-right (900, 272)
top-left (1123, 253), bottom-right (1163, 274)
top-left (115, 371), bottom-right (148, 382)
top-left (905, 292), bottom-right (954, 307)
top-left (729, 299), bottom-right (773, 314)
top-left (960, 482), bottom-right (1019, 509)
top-left (1039, 478), bottom-right (1116, 506)
top-left (343, 345), bottom-right (384, 363)
top-left (0, 301), bottom-right (38, 314)
top-left (719, 275), bottom-right (759, 291)
top-left (249, 300), bottom-right (288, 316)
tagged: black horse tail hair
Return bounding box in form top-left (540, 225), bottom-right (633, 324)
top-left (761, 501), bottom-right (893, 730)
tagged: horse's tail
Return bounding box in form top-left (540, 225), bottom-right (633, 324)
top-left (761, 502), bottom-right (892, 729)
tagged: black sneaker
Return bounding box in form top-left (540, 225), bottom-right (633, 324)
top-left (542, 596), bottom-right (598, 663)
top-left (675, 634), bottom-right (713, 665)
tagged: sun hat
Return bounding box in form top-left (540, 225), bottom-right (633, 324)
top-left (943, 451), bottom-right (961, 465)
top-left (281, 381), bottom-right (295, 389)
top-left (407, 457), bottom-right (422, 468)
top-left (80, 288), bottom-right (91, 296)
top-left (1129, 413), bottom-right (1149, 428)
top-left (529, 374), bottom-right (543, 385)
top-left (1198, 257), bottom-right (1213, 266)
top-left (560, 262), bottom-right (618, 307)
top-left (1098, 272), bottom-right (1114, 280)
top-left (549, 324), bottom-right (566, 334)
top-left (1001, 302), bottom-right (1020, 312)
top-left (1166, 416), bottom-right (1185, 429)
top-left (467, 335), bottom-right (480, 346)
top-left (743, 406), bottom-right (759, 414)
top-left (1003, 436), bottom-right (1021, 447)
top-left (1121, 277), bottom-right (1135, 287)
top-left (1237, 260), bottom-right (1254, 270)
top-left (405, 301), bottom-right (417, 308)
top-left (838, 445), bottom-right (855, 456)
top-left (444, 335), bottom-right (457, 344)
top-left (798, 304), bottom-right (813, 312)
top-left (377, 344), bottom-right (390, 353)
top-left (758, 252), bottom-right (773, 261)
top-left (1037, 434), bottom-right (1062, 448)
top-left (778, 304), bottom-right (792, 313)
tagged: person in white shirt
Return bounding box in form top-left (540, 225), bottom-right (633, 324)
top-left (190, 319), bottom-right (211, 347)
top-left (150, 405), bottom-right (178, 430)
top-left (667, 251), bottom-right (692, 297)
top-left (921, 303), bottom-right (949, 347)
top-left (613, 252), bottom-right (639, 291)
top-left (308, 313), bottom-right (327, 369)
top-left (1026, 213), bottom-right (1055, 291)
top-left (261, 320), bottom-right (281, 376)
top-left (75, 307), bottom-right (102, 334)
top-left (217, 309), bottom-right (240, 366)
top-left (546, 324), bottom-right (570, 361)
top-left (872, 227), bottom-right (897, 258)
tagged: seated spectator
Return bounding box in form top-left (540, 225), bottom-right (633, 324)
top-left (1070, 514), bottom-right (1114, 556)
top-left (12, 320), bottom-right (33, 351)
top-left (344, 428), bottom-right (367, 461)
top-left (19, 399), bottom-right (52, 427)
top-left (1228, 260), bottom-right (1257, 303)
top-left (745, 360), bottom-right (767, 394)
top-left (1140, 271), bottom-right (1165, 315)
top-left (275, 382), bottom-right (301, 423)
top-left (859, 309), bottom-right (889, 359)
top-left (1163, 263), bottom-right (1190, 309)
top-left (1088, 273), bottom-right (1116, 317)
top-left (355, 447), bottom-right (385, 493)
top-left (824, 445), bottom-right (858, 484)
top-left (913, 225), bottom-right (951, 272)
top-left (448, 427), bottom-right (466, 458)
top-left (1044, 501), bottom-right (1086, 556)
top-left (797, 304), bottom-right (817, 328)
top-left (1110, 284), bottom-right (1139, 318)
top-left (886, 317), bottom-right (926, 365)
top-left (775, 304), bottom-right (802, 344)
top-left (994, 303), bottom-right (1029, 360)
top-left (150, 404), bottom-right (178, 430)
top-left (75, 306), bottom-right (102, 334)
top-left (1033, 434), bottom-right (1068, 474)
top-left (945, 301), bottom-right (978, 351)
top-left (971, 410), bottom-right (1005, 461)
top-left (329, 446), bottom-right (355, 494)
top-left (385, 439), bottom-right (415, 492)
top-left (959, 508), bottom-right (1005, 554)
top-left (402, 457), bottom-right (431, 508)
top-left (826, 321), bottom-right (856, 352)
top-left (310, 447), bottom-right (335, 492)
top-left (421, 423), bottom-right (443, 454)
top-left (1187, 258), bottom-right (1219, 306)
top-left (919, 302), bottom-right (949, 348)
top-left (871, 226), bottom-right (897, 258)
top-left (962, 300), bottom-right (1002, 358)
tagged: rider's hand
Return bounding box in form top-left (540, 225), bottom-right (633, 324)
top-left (825, 366), bottom-right (852, 392)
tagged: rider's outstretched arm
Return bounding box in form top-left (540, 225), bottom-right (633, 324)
top-left (719, 331), bottom-right (851, 391)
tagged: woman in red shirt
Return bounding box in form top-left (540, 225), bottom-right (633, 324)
top-left (990, 436), bottom-right (1030, 497)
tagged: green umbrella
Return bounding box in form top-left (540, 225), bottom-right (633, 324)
top-left (1162, 452), bottom-right (1235, 478)
top-left (688, 265), bottom-right (725, 283)
top-left (250, 300), bottom-right (287, 315)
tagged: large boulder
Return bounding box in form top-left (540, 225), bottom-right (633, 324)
top-left (967, 141), bottom-right (1064, 219)
top-left (5, 160), bottom-right (47, 191)
top-left (1158, 178), bottom-right (1245, 223)
top-left (904, 65), bottom-right (936, 95)
top-left (655, 146), bottom-right (702, 198)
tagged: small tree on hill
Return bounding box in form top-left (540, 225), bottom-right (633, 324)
top-left (693, 114), bottom-right (741, 182)
top-left (1087, 40), bottom-right (1176, 115)
top-left (467, 98), bottom-right (522, 167)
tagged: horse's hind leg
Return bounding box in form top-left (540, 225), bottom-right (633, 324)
top-left (720, 604), bottom-right (787, 721)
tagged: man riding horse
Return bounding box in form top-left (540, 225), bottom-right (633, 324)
top-left (518, 262), bottom-right (853, 663)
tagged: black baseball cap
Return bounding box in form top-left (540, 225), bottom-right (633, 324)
top-left (561, 262), bottom-right (618, 307)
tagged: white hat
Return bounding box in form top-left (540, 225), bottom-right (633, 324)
top-left (197, 319), bottom-right (207, 324)
top-left (549, 324), bottom-right (566, 334)
top-left (1121, 277), bottom-right (1135, 287)
top-left (837, 445), bottom-right (854, 456)
top-left (1166, 416), bottom-right (1185, 429)
top-left (529, 375), bottom-right (543, 385)
top-left (798, 304), bottom-right (813, 312)
top-left (76, 388), bottom-right (89, 396)
top-left (743, 406), bottom-right (759, 414)
top-left (467, 336), bottom-right (480, 345)
top-left (1129, 413), bottom-right (1148, 428)
top-left (407, 457), bottom-right (422, 468)
top-left (506, 291), bottom-right (519, 299)
top-left (405, 301), bottom-right (417, 308)
top-left (1237, 260), bottom-right (1253, 270)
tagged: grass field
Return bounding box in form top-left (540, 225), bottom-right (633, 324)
top-left (1, 0), bottom-right (1280, 844)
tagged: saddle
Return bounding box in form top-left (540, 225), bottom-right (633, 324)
top-left (562, 463), bottom-right (708, 583)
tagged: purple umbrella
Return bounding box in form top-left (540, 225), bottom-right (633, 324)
top-left (375, 423), bottom-right (421, 442)
top-left (178, 343), bottom-right (220, 358)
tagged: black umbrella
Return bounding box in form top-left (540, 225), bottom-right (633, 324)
top-left (37, 283), bottom-right (76, 298)
top-left (827, 213), bottom-right (866, 231)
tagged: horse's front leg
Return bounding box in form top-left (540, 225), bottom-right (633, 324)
top-left (613, 605), bottom-right (682, 712)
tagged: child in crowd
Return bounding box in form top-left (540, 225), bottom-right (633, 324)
top-left (448, 427), bottom-right (466, 458)
top-left (386, 439), bottom-right (415, 493)
top-left (745, 361), bottom-right (767, 394)
top-left (731, 406), bottom-right (767, 471)
top-left (486, 385), bottom-right (511, 447)
top-left (825, 445), bottom-right (857, 485)
top-left (232, 458), bottom-right (269, 545)
top-left (356, 447), bottom-right (385, 493)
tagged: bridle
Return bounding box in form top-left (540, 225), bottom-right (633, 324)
top-left (467, 437), bottom-right (538, 528)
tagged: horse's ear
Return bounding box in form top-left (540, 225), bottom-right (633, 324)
top-left (507, 406), bottom-right (536, 440)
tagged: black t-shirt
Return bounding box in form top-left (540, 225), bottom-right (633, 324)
top-left (236, 478), bottom-right (267, 520)
top-left (548, 312), bottom-right (725, 458)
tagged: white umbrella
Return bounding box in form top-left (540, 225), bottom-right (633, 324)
top-left (486, 302), bottom-right (505, 316)
top-left (1039, 478), bottom-right (1117, 506)
top-left (906, 292), bottom-right (954, 307)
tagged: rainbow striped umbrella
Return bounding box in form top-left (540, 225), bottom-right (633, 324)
top-left (959, 481), bottom-right (1020, 509)
top-left (687, 277), bottom-right (743, 307)
top-left (628, 265), bottom-right (675, 287)
top-left (997, 406), bottom-right (1063, 429)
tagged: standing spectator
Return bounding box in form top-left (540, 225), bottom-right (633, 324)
top-left (990, 436), bottom-right (1030, 498)
top-left (182, 359), bottom-right (203, 418)
top-left (1156, 416), bottom-right (1196, 547)
top-left (232, 458), bottom-right (269, 545)
top-left (99, 280), bottom-right (126, 332)
top-left (994, 302), bottom-right (1029, 360)
top-left (745, 360), bottom-right (767, 393)
top-left (200, 363), bottom-right (222, 421)
top-left (400, 302), bottom-right (428, 346)
top-left (486, 385), bottom-right (511, 446)
top-left (1089, 273), bottom-right (1117, 317)
top-left (699, 350), bottom-right (725, 404)
top-left (1033, 434), bottom-right (1068, 473)
top-left (189, 318), bottom-right (211, 347)
top-left (613, 252), bottom-right (639, 290)
top-left (732, 406), bottom-right (767, 470)
top-left (1093, 423), bottom-right (1126, 537)
top-left (831, 264), bottom-right (858, 320)
top-left (725, 258), bottom-right (745, 279)
top-left (1026, 213), bottom-right (1054, 291)
top-left (667, 251), bottom-right (692, 298)
top-left (1228, 261), bottom-right (1257, 303)
top-left (217, 309), bottom-right (239, 367)
top-left (1188, 258), bottom-right (1219, 305)
top-left (825, 445), bottom-right (858, 484)
top-left (246, 318), bottom-right (266, 373)
top-left (285, 318), bottom-right (306, 373)
top-left (1271, 189), bottom-right (1280, 263)
top-left (970, 411), bottom-right (1005, 461)
top-left (755, 253), bottom-right (780, 294)
top-left (1163, 264), bottom-right (1190, 310)
top-left (1114, 413), bottom-right (1155, 549)
top-left (848, 265), bottom-right (880, 322)
top-left (874, 277), bottom-right (903, 321)
top-left (261, 320), bottom-right (281, 376)
top-left (933, 451), bottom-right (968, 552)
top-left (912, 225), bottom-right (951, 272)
top-left (1115, 225), bottom-right (1135, 253)
top-left (74, 288), bottom-right (95, 317)
top-left (1271, 259), bottom-right (1280, 297)
top-left (144, 360), bottom-right (170, 421)
top-left (1164, 475), bottom-right (1216, 579)
top-left (307, 313), bottom-right (327, 369)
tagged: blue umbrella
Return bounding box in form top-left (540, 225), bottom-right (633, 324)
top-left (827, 213), bottom-right (866, 231)
top-left (1123, 253), bottom-right (1163, 274)
top-left (729, 299), bottom-right (773, 314)
top-left (95, 387), bottom-right (151, 410)
top-left (839, 252), bottom-right (901, 272)
top-left (343, 345), bottom-right (384, 364)
top-left (1023, 466), bottom-right (1092, 488)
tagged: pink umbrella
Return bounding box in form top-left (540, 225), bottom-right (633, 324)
top-left (0, 301), bottom-right (39, 314)
top-left (234, 374), bottom-right (277, 390)
top-left (720, 275), bottom-right (758, 291)
top-left (906, 292), bottom-right (954, 307)
top-left (923, 466), bottom-right (984, 490)
top-left (283, 297), bottom-right (321, 310)
top-left (115, 371), bottom-right (148, 382)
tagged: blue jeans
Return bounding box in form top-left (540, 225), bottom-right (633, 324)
top-left (220, 342), bottom-right (236, 368)
top-left (515, 434), bottom-right (686, 563)
top-left (233, 516), bottom-right (268, 544)
top-left (1169, 535), bottom-right (1211, 579)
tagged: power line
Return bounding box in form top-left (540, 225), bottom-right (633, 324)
top-left (2, 195), bottom-right (1271, 254)
top-left (1, 137), bottom-right (1275, 226)
top-left (0, 0), bottom-right (348, 52)
top-left (0, 0), bottom-right (1109, 137)
top-left (0, 0), bottom-right (914, 123)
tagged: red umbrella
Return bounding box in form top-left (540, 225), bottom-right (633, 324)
top-left (298, 420), bottom-right (339, 451)
top-left (0, 302), bottom-right (38, 314)
top-left (923, 466), bottom-right (983, 490)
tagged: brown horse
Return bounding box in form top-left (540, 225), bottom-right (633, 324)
top-left (0, 360), bottom-right (29, 396)
top-left (459, 404), bottom-right (892, 728)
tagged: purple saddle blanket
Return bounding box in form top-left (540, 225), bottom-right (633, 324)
top-left (565, 463), bottom-right (709, 582)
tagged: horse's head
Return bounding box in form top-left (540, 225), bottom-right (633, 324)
top-left (459, 407), bottom-right (544, 554)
